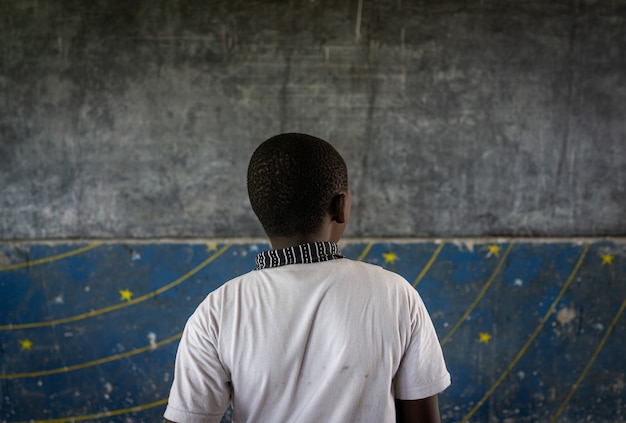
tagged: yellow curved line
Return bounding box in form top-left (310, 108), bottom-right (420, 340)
top-left (11, 398), bottom-right (169, 423)
top-left (0, 244), bottom-right (231, 330)
top-left (0, 243), bottom-right (102, 272)
top-left (356, 242), bottom-right (373, 261)
top-left (412, 242), bottom-right (444, 288)
top-left (1, 333), bottom-right (182, 379)
top-left (440, 242), bottom-right (514, 346)
top-left (550, 296), bottom-right (626, 422)
top-left (461, 245), bottom-right (589, 423)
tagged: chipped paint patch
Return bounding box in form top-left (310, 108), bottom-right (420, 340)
top-left (557, 307), bottom-right (577, 325)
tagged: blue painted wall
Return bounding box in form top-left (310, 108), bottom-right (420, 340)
top-left (1, 239), bottom-right (624, 422)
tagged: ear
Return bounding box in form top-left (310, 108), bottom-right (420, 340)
top-left (330, 193), bottom-right (348, 224)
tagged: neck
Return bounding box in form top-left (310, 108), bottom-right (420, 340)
top-left (269, 235), bottom-right (332, 250)
top-left (268, 210), bottom-right (346, 250)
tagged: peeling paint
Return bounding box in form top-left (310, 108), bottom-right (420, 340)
top-left (557, 307), bottom-right (577, 325)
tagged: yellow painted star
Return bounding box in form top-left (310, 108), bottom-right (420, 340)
top-left (383, 252), bottom-right (398, 265)
top-left (478, 332), bottom-right (492, 344)
top-left (601, 254), bottom-right (614, 266)
top-left (119, 289), bottom-right (133, 301)
top-left (206, 243), bottom-right (218, 252)
top-left (487, 244), bottom-right (500, 257)
top-left (20, 339), bottom-right (33, 351)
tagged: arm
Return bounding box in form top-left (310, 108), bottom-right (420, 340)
top-left (395, 395), bottom-right (441, 423)
top-left (163, 301), bottom-right (231, 423)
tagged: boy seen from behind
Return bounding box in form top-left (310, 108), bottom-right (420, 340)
top-left (164, 133), bottom-right (450, 422)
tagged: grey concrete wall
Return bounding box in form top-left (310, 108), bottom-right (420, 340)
top-left (1, 0), bottom-right (625, 239)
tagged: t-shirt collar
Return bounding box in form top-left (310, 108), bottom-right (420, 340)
top-left (254, 241), bottom-right (344, 270)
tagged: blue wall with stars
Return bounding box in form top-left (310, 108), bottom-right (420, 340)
top-left (1, 239), bottom-right (625, 422)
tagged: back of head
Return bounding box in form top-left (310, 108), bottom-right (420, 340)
top-left (247, 133), bottom-right (348, 238)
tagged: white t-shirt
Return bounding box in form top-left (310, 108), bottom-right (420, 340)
top-left (165, 257), bottom-right (450, 422)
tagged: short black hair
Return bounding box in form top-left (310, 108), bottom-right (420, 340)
top-left (247, 133), bottom-right (348, 238)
